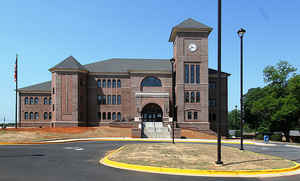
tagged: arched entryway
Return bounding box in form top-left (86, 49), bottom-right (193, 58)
top-left (141, 103), bottom-right (163, 122)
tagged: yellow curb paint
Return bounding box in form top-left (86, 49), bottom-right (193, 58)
top-left (99, 145), bottom-right (300, 177)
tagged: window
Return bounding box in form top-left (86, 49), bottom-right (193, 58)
top-left (97, 95), bottom-right (102, 105)
top-left (107, 80), bottom-right (111, 88)
top-left (212, 113), bottom-right (216, 121)
top-left (25, 97), bottom-right (28, 104)
top-left (97, 112), bottom-right (101, 120)
top-left (209, 81), bottom-right (216, 89)
top-left (34, 97), bottom-right (38, 104)
top-left (49, 112), bottom-right (52, 120)
top-left (97, 80), bottom-right (101, 88)
top-left (196, 92), bottom-right (200, 103)
top-left (112, 95), bottom-right (116, 105)
top-left (184, 92), bottom-right (189, 103)
top-left (191, 92), bottom-right (195, 103)
top-left (102, 95), bottom-right (106, 104)
top-left (209, 99), bottom-right (216, 107)
top-left (53, 88), bottom-right (55, 94)
top-left (44, 97), bottom-right (48, 104)
top-left (49, 97), bottom-right (52, 105)
top-left (112, 112), bottom-right (116, 120)
top-left (117, 79), bottom-right (121, 88)
top-left (52, 104), bottom-right (54, 111)
top-left (102, 112), bottom-right (106, 120)
top-left (30, 97), bottom-right (34, 104)
top-left (34, 112), bottom-right (39, 120)
top-left (191, 65), bottom-right (195, 83)
top-left (44, 112), bottom-right (48, 120)
top-left (102, 80), bottom-right (106, 88)
top-left (107, 95), bottom-right (111, 104)
top-left (117, 112), bottom-right (121, 121)
top-left (187, 111), bottom-right (192, 120)
top-left (112, 79), bottom-right (116, 88)
top-left (30, 112), bottom-right (34, 120)
top-left (194, 112), bottom-right (198, 120)
top-left (196, 65), bottom-right (200, 83)
top-left (141, 76), bottom-right (162, 87)
top-left (25, 112), bottom-right (28, 120)
top-left (117, 95), bottom-right (121, 104)
top-left (184, 64), bottom-right (189, 83)
top-left (107, 112), bottom-right (111, 120)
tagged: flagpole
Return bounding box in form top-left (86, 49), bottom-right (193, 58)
top-left (15, 54), bottom-right (18, 129)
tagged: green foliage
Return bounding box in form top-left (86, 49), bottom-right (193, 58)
top-left (270, 134), bottom-right (282, 141)
top-left (228, 108), bottom-right (241, 130)
top-left (244, 61), bottom-right (299, 142)
top-left (256, 134), bottom-right (264, 140)
top-left (235, 130), bottom-right (241, 137)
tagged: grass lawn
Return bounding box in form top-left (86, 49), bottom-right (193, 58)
top-left (0, 126), bottom-right (132, 142)
top-left (109, 143), bottom-right (296, 170)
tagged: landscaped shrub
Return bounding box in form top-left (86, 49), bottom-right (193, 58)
top-left (235, 130), bottom-right (241, 137)
top-left (256, 134), bottom-right (264, 140)
top-left (270, 134), bottom-right (282, 141)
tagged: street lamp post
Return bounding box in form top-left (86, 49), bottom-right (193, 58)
top-left (216, 0), bottom-right (223, 165)
top-left (170, 58), bottom-right (176, 144)
top-left (237, 28), bottom-right (246, 150)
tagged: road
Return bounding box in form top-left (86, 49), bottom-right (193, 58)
top-left (0, 141), bottom-right (299, 181)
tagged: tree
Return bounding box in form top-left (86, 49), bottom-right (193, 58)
top-left (244, 61), bottom-right (299, 142)
top-left (228, 108), bottom-right (241, 130)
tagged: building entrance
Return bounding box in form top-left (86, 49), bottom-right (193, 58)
top-left (141, 103), bottom-right (163, 122)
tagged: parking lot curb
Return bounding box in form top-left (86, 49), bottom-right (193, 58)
top-left (100, 145), bottom-right (300, 177)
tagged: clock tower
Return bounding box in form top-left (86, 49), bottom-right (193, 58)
top-left (169, 18), bottom-right (213, 131)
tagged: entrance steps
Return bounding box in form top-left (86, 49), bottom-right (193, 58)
top-left (143, 122), bottom-right (171, 138)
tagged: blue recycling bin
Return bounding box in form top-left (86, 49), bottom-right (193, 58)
top-left (264, 135), bottom-right (269, 143)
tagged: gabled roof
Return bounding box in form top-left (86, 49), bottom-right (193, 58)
top-left (169, 18), bottom-right (213, 42)
top-left (18, 81), bottom-right (51, 92)
top-left (84, 58), bottom-right (172, 73)
top-left (49, 56), bottom-right (87, 72)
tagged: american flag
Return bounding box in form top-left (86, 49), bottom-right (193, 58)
top-left (14, 54), bottom-right (18, 82)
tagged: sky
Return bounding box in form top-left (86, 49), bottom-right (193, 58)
top-left (1, 0), bottom-right (299, 122)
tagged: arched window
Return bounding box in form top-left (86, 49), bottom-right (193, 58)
top-left (107, 80), bottom-right (111, 88)
top-left (117, 112), bottom-right (121, 121)
top-left (25, 112), bottom-right (28, 120)
top-left (49, 97), bottom-right (52, 105)
top-left (44, 112), bottom-right (48, 120)
top-left (107, 112), bottom-right (111, 120)
top-left (117, 95), bottom-right (121, 104)
top-left (141, 76), bottom-right (162, 87)
top-left (25, 97), bottom-right (29, 104)
top-left (112, 112), bottom-right (116, 120)
top-left (97, 80), bottom-right (101, 88)
top-left (29, 112), bottom-right (34, 120)
top-left (30, 97), bottom-right (34, 104)
top-left (112, 79), bottom-right (116, 88)
top-left (49, 112), bottom-right (52, 120)
top-left (34, 112), bottom-right (39, 120)
top-left (44, 97), bottom-right (48, 104)
top-left (102, 112), bottom-right (106, 120)
top-left (34, 97), bottom-right (39, 104)
top-left (117, 79), bottom-right (121, 88)
top-left (102, 80), bottom-right (106, 88)
top-left (112, 95), bottom-right (116, 105)
top-left (196, 92), bottom-right (200, 103)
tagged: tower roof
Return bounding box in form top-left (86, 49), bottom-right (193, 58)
top-left (49, 56), bottom-right (87, 72)
top-left (169, 18), bottom-right (212, 42)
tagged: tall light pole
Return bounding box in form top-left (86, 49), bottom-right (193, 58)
top-left (170, 58), bottom-right (176, 144)
top-left (237, 28), bottom-right (246, 150)
top-left (216, 0), bottom-right (223, 165)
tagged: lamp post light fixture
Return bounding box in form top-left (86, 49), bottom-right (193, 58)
top-left (237, 28), bottom-right (246, 150)
top-left (170, 58), bottom-right (176, 144)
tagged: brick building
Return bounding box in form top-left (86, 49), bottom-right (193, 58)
top-left (18, 18), bottom-right (230, 136)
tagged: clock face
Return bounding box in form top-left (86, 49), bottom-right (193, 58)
top-left (188, 43), bottom-right (197, 52)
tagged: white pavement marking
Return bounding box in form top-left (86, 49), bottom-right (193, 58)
top-left (63, 147), bottom-right (85, 151)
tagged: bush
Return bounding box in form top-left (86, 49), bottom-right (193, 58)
top-left (256, 134), bottom-right (264, 140)
top-left (270, 134), bottom-right (282, 141)
top-left (235, 130), bottom-right (241, 137)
